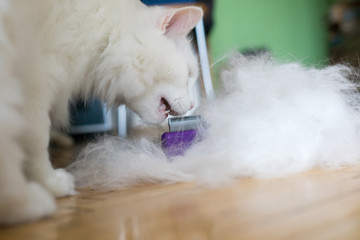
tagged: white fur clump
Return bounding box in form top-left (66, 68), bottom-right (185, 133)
top-left (71, 137), bottom-right (192, 189)
top-left (68, 53), bottom-right (360, 189)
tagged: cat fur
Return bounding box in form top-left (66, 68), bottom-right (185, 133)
top-left (68, 53), bottom-right (360, 190)
top-left (0, 0), bottom-right (202, 224)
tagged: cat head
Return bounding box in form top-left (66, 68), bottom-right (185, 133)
top-left (96, 5), bottom-right (203, 124)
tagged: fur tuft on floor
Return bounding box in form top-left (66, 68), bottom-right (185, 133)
top-left (67, 53), bottom-right (360, 190)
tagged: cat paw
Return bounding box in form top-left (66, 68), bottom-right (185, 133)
top-left (0, 183), bottom-right (56, 225)
top-left (43, 169), bottom-right (76, 197)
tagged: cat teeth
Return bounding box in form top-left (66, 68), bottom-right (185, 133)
top-left (160, 103), bottom-right (167, 111)
top-left (160, 104), bottom-right (171, 114)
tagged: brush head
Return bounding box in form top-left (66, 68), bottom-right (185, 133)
top-left (161, 129), bottom-right (199, 157)
top-left (167, 115), bottom-right (202, 132)
top-left (161, 115), bottom-right (204, 158)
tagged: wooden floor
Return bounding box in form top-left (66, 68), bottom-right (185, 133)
top-left (1, 147), bottom-right (360, 239)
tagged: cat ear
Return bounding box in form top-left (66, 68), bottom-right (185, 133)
top-left (158, 6), bottom-right (203, 37)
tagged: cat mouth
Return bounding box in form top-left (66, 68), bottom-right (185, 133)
top-left (160, 97), bottom-right (180, 116)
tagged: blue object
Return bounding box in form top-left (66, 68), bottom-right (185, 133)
top-left (71, 99), bottom-right (104, 126)
top-left (69, 99), bottom-right (114, 134)
top-left (141, 0), bottom-right (196, 5)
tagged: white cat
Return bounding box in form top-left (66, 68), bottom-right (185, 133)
top-left (0, 0), bottom-right (202, 224)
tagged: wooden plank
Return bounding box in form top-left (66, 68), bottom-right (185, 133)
top-left (1, 165), bottom-right (360, 240)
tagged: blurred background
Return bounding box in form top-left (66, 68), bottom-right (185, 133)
top-left (209, 0), bottom-right (360, 69)
top-left (210, 0), bottom-right (328, 68)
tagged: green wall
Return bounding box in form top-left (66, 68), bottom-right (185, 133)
top-left (209, 0), bottom-right (330, 68)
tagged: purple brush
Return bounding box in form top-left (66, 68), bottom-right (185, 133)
top-left (161, 116), bottom-right (204, 158)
